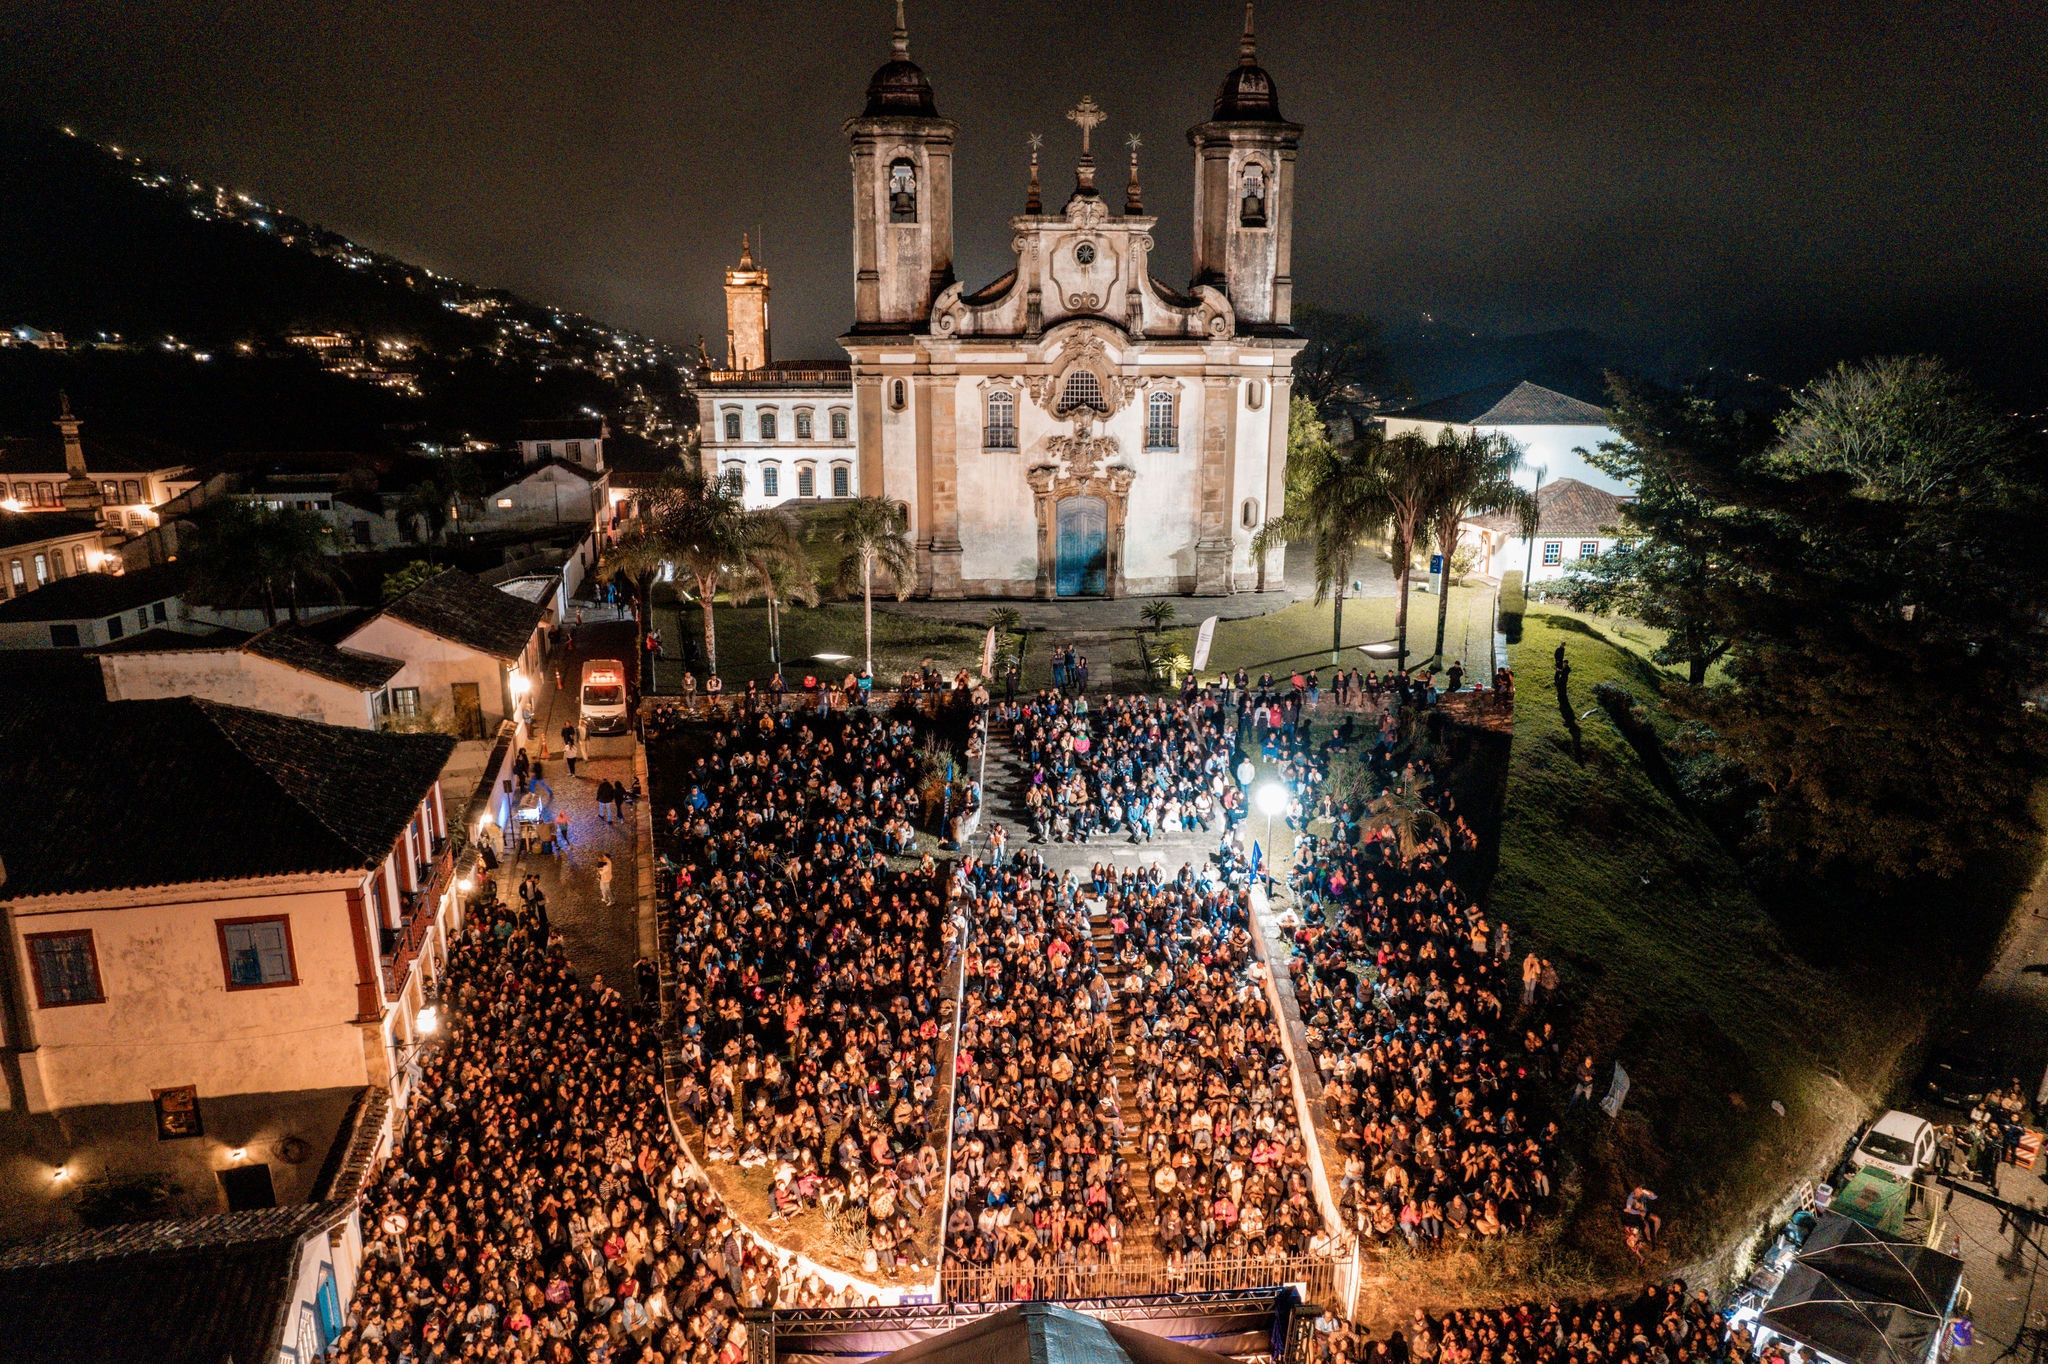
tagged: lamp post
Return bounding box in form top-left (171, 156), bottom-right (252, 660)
top-left (1255, 781), bottom-right (1288, 893)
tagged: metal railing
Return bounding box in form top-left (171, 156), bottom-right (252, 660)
top-left (702, 367), bottom-right (850, 387)
top-left (938, 1251), bottom-right (1338, 1305)
top-left (380, 849), bottom-right (453, 995)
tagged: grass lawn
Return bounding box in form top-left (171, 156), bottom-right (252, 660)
top-left (651, 595), bottom-right (989, 691)
top-left (1496, 607), bottom-right (2038, 1275)
top-left (1201, 583), bottom-right (1498, 679)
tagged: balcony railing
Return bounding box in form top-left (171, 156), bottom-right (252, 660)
top-left (701, 367), bottom-right (850, 387)
top-left (379, 847), bottom-right (454, 996)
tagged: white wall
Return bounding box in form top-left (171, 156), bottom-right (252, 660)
top-left (1499, 532), bottom-right (1618, 585)
top-left (8, 883), bottom-right (372, 1111)
top-left (701, 390), bottom-right (857, 508)
top-left (1381, 419), bottom-right (1627, 496)
top-left (473, 465), bottom-right (604, 533)
top-left (99, 650), bottom-right (378, 728)
top-left (344, 616), bottom-right (514, 729)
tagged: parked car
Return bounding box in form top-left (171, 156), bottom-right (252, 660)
top-left (1847, 1110), bottom-right (1938, 1183)
top-left (1919, 1040), bottom-right (2005, 1111)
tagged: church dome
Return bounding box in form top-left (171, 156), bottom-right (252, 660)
top-left (1211, 4), bottom-right (1285, 122)
top-left (863, 57), bottom-right (938, 118)
top-left (1213, 61), bottom-right (1284, 122)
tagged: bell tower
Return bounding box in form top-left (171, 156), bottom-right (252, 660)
top-left (723, 233), bottom-right (771, 372)
top-left (844, 1), bottom-right (956, 331)
top-left (1188, 4), bottom-right (1303, 331)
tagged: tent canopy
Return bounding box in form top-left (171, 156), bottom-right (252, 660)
top-left (1758, 1211), bottom-right (1964, 1364)
top-left (877, 1302), bottom-right (1236, 1364)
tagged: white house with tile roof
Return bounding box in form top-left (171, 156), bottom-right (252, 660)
top-left (1383, 379), bottom-right (1626, 496)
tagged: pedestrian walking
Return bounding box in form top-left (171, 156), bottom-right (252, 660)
top-left (598, 854), bottom-right (614, 905)
top-left (563, 732), bottom-right (580, 777)
top-left (596, 778), bottom-right (616, 823)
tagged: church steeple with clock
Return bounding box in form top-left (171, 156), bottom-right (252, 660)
top-left (838, 4), bottom-right (1305, 600)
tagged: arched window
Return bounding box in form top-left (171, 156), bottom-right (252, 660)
top-left (830, 410), bottom-right (849, 441)
top-left (1240, 162), bottom-right (1268, 227)
top-left (1242, 498), bottom-right (1260, 529)
top-left (888, 158), bottom-right (918, 223)
top-left (722, 411), bottom-right (741, 442)
top-left (795, 410), bottom-right (813, 440)
top-left (721, 466), bottom-right (745, 497)
top-left (797, 465), bottom-right (816, 498)
top-left (100, 481), bottom-right (118, 503)
top-left (758, 410), bottom-right (778, 441)
top-left (889, 379), bottom-right (908, 411)
top-left (1246, 379), bottom-right (1264, 410)
top-left (122, 479), bottom-right (141, 502)
top-left (832, 465), bottom-right (851, 498)
top-left (985, 391), bottom-right (1016, 449)
top-left (1146, 392), bottom-right (1177, 450)
top-left (1056, 369), bottom-right (1105, 416)
top-left (761, 465), bottom-right (780, 498)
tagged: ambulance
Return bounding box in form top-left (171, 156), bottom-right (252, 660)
top-left (579, 660), bottom-right (630, 735)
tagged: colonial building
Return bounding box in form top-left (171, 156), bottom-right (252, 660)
top-left (0, 698), bottom-right (457, 1241)
top-left (0, 397), bottom-right (197, 545)
top-left (1463, 477), bottom-right (1631, 584)
top-left (695, 236), bottom-right (859, 508)
top-left (98, 621), bottom-right (406, 728)
top-left (0, 510), bottom-right (110, 603)
top-left (0, 561), bottom-right (188, 650)
top-left (837, 7), bottom-right (1304, 597)
top-left (1383, 380), bottom-right (1623, 496)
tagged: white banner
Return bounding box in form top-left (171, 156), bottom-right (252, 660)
top-left (1192, 614), bottom-right (1220, 673)
top-left (981, 626), bottom-right (997, 678)
top-left (1600, 1063), bottom-right (1631, 1117)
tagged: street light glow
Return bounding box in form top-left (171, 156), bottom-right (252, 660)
top-left (1256, 782), bottom-right (1287, 818)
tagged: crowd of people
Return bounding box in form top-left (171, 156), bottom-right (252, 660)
top-left (1282, 748), bottom-right (1563, 1252)
top-left (1003, 691), bottom-right (1242, 844)
top-left (1305, 1281), bottom-right (1745, 1364)
top-left (329, 895), bottom-right (878, 1364)
top-left (653, 708), bottom-right (956, 1279)
top-left (937, 837), bottom-right (1330, 1298)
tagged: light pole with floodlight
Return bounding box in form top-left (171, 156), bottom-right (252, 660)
top-left (1255, 781), bottom-right (1288, 892)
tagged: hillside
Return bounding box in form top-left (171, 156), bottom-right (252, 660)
top-left (0, 122), bottom-right (691, 453)
top-left (1493, 608), bottom-right (2038, 1274)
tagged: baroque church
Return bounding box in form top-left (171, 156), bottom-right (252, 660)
top-left (838, 4), bottom-right (1304, 598)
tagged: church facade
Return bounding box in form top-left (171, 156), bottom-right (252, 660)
top-left (840, 7), bottom-right (1305, 598)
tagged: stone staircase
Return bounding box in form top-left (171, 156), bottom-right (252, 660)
top-left (1087, 898), bottom-right (1161, 1261)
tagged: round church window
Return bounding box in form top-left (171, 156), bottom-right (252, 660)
top-left (1074, 242), bottom-right (1096, 265)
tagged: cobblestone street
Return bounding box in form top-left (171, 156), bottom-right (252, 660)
top-left (492, 606), bottom-right (646, 1003)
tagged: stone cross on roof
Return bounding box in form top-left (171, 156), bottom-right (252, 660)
top-left (1066, 96), bottom-right (1105, 155)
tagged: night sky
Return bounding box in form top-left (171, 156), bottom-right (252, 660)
top-left (5, 1), bottom-right (2046, 389)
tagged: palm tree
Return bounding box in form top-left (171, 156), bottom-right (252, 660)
top-left (730, 507), bottom-right (817, 678)
top-left (265, 507), bottom-right (343, 624)
top-left (598, 464), bottom-right (751, 676)
top-left (1253, 416), bottom-right (1393, 665)
top-left (1423, 429), bottom-right (1536, 665)
top-left (1139, 600), bottom-right (1178, 633)
top-left (833, 497), bottom-right (916, 675)
top-left (180, 501), bottom-right (283, 627)
top-left (598, 466), bottom-right (707, 686)
top-left (1377, 431), bottom-right (1441, 674)
top-left (397, 477), bottom-right (454, 549)
top-left (179, 502), bottom-right (340, 627)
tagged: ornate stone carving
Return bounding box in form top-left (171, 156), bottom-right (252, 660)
top-left (1027, 425), bottom-right (1136, 598)
top-left (1025, 331), bottom-right (1134, 417)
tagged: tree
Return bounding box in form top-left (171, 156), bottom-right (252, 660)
top-left (729, 507), bottom-right (817, 678)
top-left (382, 559), bottom-right (440, 602)
top-left (1376, 431), bottom-right (1440, 673)
top-left (833, 497), bottom-right (916, 675)
top-left (1291, 307), bottom-right (1395, 416)
top-left (179, 501), bottom-right (340, 628)
top-left (1620, 357), bottom-right (2048, 880)
top-left (1423, 428), bottom-right (1535, 664)
top-left (1553, 376), bottom-right (1763, 685)
top-left (1140, 600), bottom-right (1178, 633)
top-left (598, 465), bottom-right (709, 686)
top-left (1253, 398), bottom-right (1392, 664)
top-left (396, 477), bottom-right (454, 547)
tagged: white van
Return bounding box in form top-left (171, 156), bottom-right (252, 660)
top-left (579, 660), bottom-right (630, 736)
top-left (1847, 1110), bottom-right (1937, 1183)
